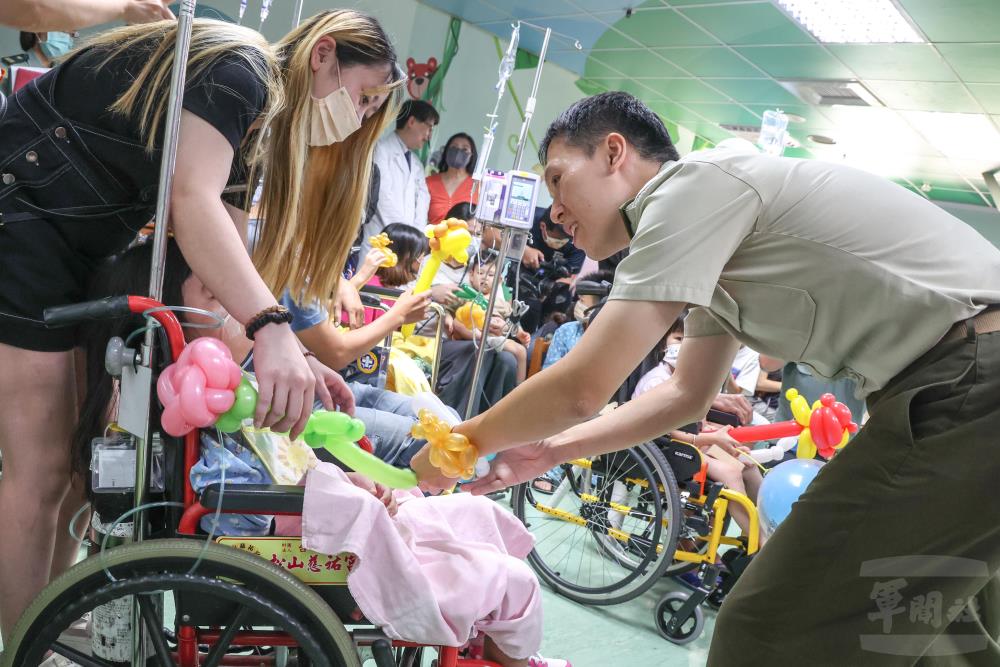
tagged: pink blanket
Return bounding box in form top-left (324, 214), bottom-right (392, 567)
top-left (285, 463), bottom-right (542, 659)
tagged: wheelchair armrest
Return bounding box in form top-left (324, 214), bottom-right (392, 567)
top-left (360, 293), bottom-right (383, 308)
top-left (361, 285), bottom-right (404, 300)
top-left (199, 484), bottom-right (304, 514)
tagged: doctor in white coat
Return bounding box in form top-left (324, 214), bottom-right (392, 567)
top-left (363, 99), bottom-right (438, 255)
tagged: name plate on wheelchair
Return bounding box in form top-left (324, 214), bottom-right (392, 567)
top-left (217, 537), bottom-right (357, 585)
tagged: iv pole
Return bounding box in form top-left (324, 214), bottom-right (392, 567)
top-left (464, 26), bottom-right (552, 419)
top-left (128, 1), bottom-right (197, 662)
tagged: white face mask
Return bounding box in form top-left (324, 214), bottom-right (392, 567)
top-left (664, 343), bottom-right (681, 367)
top-left (544, 231), bottom-right (570, 250)
top-left (309, 62), bottom-right (362, 146)
top-left (574, 300), bottom-right (590, 324)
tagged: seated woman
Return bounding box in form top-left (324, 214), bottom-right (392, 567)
top-left (368, 222), bottom-right (440, 390)
top-left (74, 239), bottom-right (569, 667)
top-left (275, 222), bottom-right (434, 399)
top-left (425, 132), bottom-right (478, 225)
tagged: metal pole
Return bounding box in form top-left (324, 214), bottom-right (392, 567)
top-left (464, 28), bottom-right (552, 419)
top-left (464, 229), bottom-right (514, 419)
top-left (511, 28), bottom-right (551, 171)
top-left (136, 0), bottom-right (195, 542)
top-left (133, 2), bottom-right (197, 663)
top-left (293, 0), bottom-right (304, 28)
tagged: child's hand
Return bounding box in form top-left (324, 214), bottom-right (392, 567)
top-left (516, 329), bottom-right (531, 346)
top-left (374, 482), bottom-right (398, 517)
top-left (346, 471), bottom-right (376, 493)
top-left (390, 289), bottom-right (431, 324)
top-left (410, 443), bottom-right (457, 492)
top-left (487, 316), bottom-right (506, 336)
top-left (695, 426), bottom-right (750, 459)
top-left (346, 473), bottom-right (398, 516)
top-left (444, 314), bottom-right (455, 337)
top-left (363, 248), bottom-right (389, 273)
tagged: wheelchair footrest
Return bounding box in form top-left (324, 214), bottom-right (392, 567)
top-left (199, 483), bottom-right (304, 514)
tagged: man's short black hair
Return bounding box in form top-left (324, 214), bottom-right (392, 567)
top-left (539, 91), bottom-right (679, 165)
top-left (396, 99), bottom-right (440, 130)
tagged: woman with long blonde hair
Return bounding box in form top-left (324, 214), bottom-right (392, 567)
top-left (0, 10), bottom-right (402, 637)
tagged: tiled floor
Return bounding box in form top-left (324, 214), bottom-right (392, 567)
top-left (537, 575), bottom-right (716, 667)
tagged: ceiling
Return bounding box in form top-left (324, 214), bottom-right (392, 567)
top-left (418, 0), bottom-right (1000, 207)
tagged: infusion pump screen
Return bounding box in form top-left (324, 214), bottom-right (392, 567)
top-left (503, 175), bottom-right (536, 227)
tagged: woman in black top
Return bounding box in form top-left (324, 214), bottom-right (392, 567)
top-left (0, 11), bottom-right (403, 635)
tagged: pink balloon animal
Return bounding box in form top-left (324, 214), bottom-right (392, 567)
top-left (157, 338), bottom-right (243, 437)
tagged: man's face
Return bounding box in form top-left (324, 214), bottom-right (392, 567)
top-left (543, 137), bottom-right (635, 260)
top-left (401, 116), bottom-right (435, 150)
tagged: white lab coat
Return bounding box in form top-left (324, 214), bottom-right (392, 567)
top-left (362, 132), bottom-right (430, 255)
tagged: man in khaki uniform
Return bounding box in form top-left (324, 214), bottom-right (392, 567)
top-left (410, 92), bottom-right (1000, 665)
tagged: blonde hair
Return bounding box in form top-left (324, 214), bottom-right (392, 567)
top-left (78, 11), bottom-right (403, 306)
top-left (253, 10), bottom-right (404, 304)
top-left (80, 19), bottom-right (278, 154)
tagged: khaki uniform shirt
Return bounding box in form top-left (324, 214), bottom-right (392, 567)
top-left (609, 149), bottom-right (1000, 396)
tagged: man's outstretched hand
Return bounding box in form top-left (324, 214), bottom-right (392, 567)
top-left (462, 442), bottom-right (557, 496)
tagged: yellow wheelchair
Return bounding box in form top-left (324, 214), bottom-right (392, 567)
top-left (511, 436), bottom-right (760, 645)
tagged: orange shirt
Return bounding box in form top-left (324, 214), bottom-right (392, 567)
top-left (426, 173), bottom-right (477, 224)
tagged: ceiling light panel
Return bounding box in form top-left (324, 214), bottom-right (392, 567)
top-left (775, 0), bottom-right (924, 44)
top-left (904, 111), bottom-right (1000, 169)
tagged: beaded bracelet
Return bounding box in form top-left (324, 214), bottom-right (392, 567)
top-left (245, 305), bottom-right (293, 341)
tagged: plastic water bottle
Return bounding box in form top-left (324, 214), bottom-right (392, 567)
top-left (757, 109), bottom-right (788, 156)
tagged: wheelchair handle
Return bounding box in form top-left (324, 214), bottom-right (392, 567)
top-left (574, 280), bottom-right (612, 298)
top-left (43, 295), bottom-right (131, 327)
top-left (47, 295), bottom-right (184, 361)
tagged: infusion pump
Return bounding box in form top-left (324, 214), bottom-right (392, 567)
top-left (475, 169), bottom-right (541, 230)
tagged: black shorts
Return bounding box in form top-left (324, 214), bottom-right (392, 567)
top-left (0, 216), bottom-right (90, 351)
top-left (0, 70), bottom-right (152, 351)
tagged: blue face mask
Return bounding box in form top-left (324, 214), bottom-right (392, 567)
top-left (38, 32), bottom-right (75, 60)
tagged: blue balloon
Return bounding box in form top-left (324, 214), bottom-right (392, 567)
top-left (757, 458), bottom-right (824, 536)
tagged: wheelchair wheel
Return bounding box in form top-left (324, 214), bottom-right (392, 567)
top-left (2, 539), bottom-right (360, 667)
top-left (512, 441), bottom-right (680, 606)
top-left (656, 591), bottom-right (704, 645)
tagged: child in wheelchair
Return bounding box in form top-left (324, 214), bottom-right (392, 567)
top-left (634, 318), bottom-right (765, 547)
top-left (272, 462), bottom-right (569, 667)
top-left (446, 252), bottom-right (531, 383)
top-left (75, 237), bottom-right (569, 667)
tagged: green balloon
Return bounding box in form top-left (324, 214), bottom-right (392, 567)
top-left (215, 412), bottom-right (244, 433)
top-left (303, 411), bottom-right (418, 489)
top-left (215, 375), bottom-right (257, 433)
top-left (215, 376), bottom-right (258, 432)
top-left (232, 379), bottom-right (258, 418)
